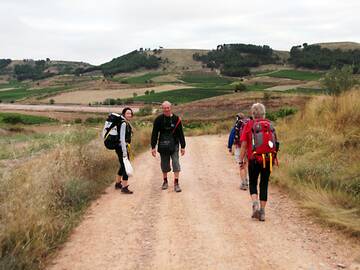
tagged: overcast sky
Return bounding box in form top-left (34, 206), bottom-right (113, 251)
top-left (1, 0), bottom-right (359, 65)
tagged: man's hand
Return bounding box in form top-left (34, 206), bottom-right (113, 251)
top-left (151, 148), bottom-right (156, 157)
top-left (181, 148), bottom-right (185, 156)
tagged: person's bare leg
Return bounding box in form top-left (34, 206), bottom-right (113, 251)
top-left (116, 175), bottom-right (122, 184)
top-left (245, 165), bottom-right (249, 184)
top-left (174, 171), bottom-right (181, 192)
top-left (260, 201), bottom-right (266, 208)
top-left (162, 172), bottom-right (168, 190)
top-left (251, 194), bottom-right (260, 218)
top-left (240, 167), bottom-right (247, 190)
top-left (115, 175), bottom-right (122, 189)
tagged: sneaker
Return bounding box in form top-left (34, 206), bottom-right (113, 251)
top-left (174, 183), bottom-right (182, 193)
top-left (121, 186), bottom-right (133, 194)
top-left (251, 202), bottom-right (260, 219)
top-left (259, 208), bottom-right (265, 221)
top-left (162, 181), bottom-right (168, 190)
top-left (240, 180), bottom-right (248, 190)
top-left (115, 182), bottom-right (122, 190)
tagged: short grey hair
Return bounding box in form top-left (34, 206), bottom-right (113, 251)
top-left (162, 101), bottom-right (172, 107)
top-left (251, 103), bottom-right (266, 119)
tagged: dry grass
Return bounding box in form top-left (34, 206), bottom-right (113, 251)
top-left (149, 49), bottom-right (210, 72)
top-left (315, 42), bottom-right (360, 51)
top-left (0, 125), bottom-right (151, 269)
top-left (272, 88), bottom-right (360, 236)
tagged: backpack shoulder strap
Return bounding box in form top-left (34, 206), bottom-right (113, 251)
top-left (172, 116), bottom-right (182, 134)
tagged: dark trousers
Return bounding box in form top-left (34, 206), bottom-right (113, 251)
top-left (248, 159), bottom-right (271, 201)
top-left (115, 147), bottom-right (128, 180)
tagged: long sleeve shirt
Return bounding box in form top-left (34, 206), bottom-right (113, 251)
top-left (119, 122), bottom-right (127, 157)
top-left (151, 114), bottom-right (186, 149)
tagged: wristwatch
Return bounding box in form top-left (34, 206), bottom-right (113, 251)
top-left (239, 160), bottom-right (244, 165)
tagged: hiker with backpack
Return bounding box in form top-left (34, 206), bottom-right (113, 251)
top-left (239, 103), bottom-right (279, 221)
top-left (228, 113), bottom-right (250, 190)
top-left (234, 113), bottom-right (250, 190)
top-left (102, 107), bottom-right (134, 194)
top-left (151, 101), bottom-right (186, 192)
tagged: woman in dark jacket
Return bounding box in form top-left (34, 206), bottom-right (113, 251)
top-left (114, 107), bottom-right (134, 194)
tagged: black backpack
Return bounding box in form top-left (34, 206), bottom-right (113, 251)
top-left (102, 113), bottom-right (124, 150)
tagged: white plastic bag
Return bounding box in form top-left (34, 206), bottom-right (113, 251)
top-left (123, 157), bottom-right (134, 177)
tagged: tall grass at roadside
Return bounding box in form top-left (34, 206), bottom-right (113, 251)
top-left (272, 88), bottom-right (360, 236)
top-left (0, 125), bottom-right (151, 270)
top-left (0, 129), bottom-right (95, 160)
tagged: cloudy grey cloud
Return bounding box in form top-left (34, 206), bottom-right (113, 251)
top-left (1, 0), bottom-right (359, 64)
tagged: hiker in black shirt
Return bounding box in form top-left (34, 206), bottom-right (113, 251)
top-left (151, 101), bottom-right (186, 192)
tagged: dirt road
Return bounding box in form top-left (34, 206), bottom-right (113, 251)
top-left (48, 135), bottom-right (360, 270)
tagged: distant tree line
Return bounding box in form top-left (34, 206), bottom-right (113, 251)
top-left (14, 60), bottom-right (54, 81)
top-left (193, 43), bottom-right (279, 77)
top-left (0, 59), bottom-right (11, 70)
top-left (289, 43), bottom-right (360, 72)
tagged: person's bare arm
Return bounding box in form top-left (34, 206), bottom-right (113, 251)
top-left (239, 141), bottom-right (247, 168)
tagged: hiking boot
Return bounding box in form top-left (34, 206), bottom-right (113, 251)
top-left (115, 182), bottom-right (122, 190)
top-left (174, 183), bottom-right (182, 193)
top-left (121, 186), bottom-right (133, 194)
top-left (161, 181), bottom-right (168, 190)
top-left (259, 208), bottom-right (265, 221)
top-left (240, 180), bottom-right (248, 190)
top-left (251, 202), bottom-right (260, 219)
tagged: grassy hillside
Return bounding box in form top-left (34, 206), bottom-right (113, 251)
top-left (316, 42), bottom-right (360, 51)
top-left (152, 49), bottom-right (209, 72)
top-left (273, 88), bottom-right (360, 235)
top-left (266, 69), bottom-right (323, 81)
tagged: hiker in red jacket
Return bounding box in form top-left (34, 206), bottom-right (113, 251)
top-left (239, 103), bottom-right (278, 221)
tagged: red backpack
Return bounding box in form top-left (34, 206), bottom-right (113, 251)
top-left (251, 119), bottom-right (279, 172)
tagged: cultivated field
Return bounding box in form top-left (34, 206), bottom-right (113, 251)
top-left (42, 84), bottom-right (193, 104)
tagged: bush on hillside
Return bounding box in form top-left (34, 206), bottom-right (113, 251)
top-left (322, 65), bottom-right (358, 95)
top-left (100, 50), bottom-right (161, 76)
top-left (234, 83), bottom-right (247, 92)
top-left (0, 59), bottom-right (11, 70)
